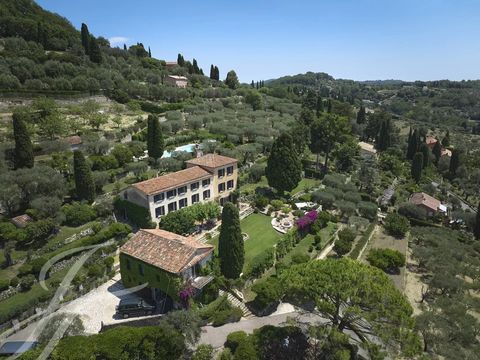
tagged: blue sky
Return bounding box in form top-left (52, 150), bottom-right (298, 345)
top-left (37, 0), bottom-right (480, 82)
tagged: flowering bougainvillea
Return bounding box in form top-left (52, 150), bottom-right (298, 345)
top-left (179, 286), bottom-right (195, 308)
top-left (296, 210), bottom-right (318, 230)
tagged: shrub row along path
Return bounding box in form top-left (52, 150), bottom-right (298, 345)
top-left (315, 224), bottom-right (345, 260)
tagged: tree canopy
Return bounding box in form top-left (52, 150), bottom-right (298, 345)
top-left (280, 258), bottom-right (419, 356)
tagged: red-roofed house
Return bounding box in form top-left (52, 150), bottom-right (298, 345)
top-left (63, 135), bottom-right (83, 151)
top-left (120, 228), bottom-right (214, 309)
top-left (425, 136), bottom-right (452, 158)
top-left (409, 192), bottom-right (447, 217)
top-left (165, 75), bottom-right (188, 88)
top-left (10, 214), bottom-right (33, 228)
top-left (121, 153), bottom-right (238, 221)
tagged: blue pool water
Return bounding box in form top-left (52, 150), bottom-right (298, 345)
top-left (161, 143), bottom-right (196, 158)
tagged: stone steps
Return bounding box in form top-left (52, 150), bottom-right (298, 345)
top-left (219, 290), bottom-right (253, 319)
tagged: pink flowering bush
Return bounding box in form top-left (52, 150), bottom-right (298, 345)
top-left (296, 210), bottom-right (318, 231)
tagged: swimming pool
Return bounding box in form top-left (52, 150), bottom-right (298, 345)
top-left (161, 143), bottom-right (196, 158)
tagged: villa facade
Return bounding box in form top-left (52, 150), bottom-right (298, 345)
top-left (165, 75), bottom-right (188, 88)
top-left (119, 228), bottom-right (214, 310)
top-left (122, 153), bottom-right (238, 221)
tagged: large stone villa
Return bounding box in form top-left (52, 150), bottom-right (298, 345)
top-left (122, 153), bottom-right (238, 221)
top-left (119, 228), bottom-right (214, 311)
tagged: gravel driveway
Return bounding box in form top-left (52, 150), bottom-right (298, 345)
top-left (4, 275), bottom-right (147, 342)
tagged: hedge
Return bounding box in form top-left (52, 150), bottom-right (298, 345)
top-left (114, 198), bottom-right (155, 229)
top-left (349, 222), bottom-right (376, 260)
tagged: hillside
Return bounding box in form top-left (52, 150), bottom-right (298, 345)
top-left (0, 0), bottom-right (222, 103)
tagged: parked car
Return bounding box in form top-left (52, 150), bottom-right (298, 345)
top-left (115, 299), bottom-right (155, 318)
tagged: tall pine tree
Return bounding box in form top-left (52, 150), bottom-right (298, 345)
top-left (266, 133), bottom-right (302, 194)
top-left (356, 105), bottom-right (366, 124)
top-left (411, 152), bottom-right (423, 183)
top-left (147, 115), bottom-right (164, 159)
top-left (81, 23), bottom-right (90, 54)
top-left (218, 203), bottom-right (244, 279)
top-left (13, 110), bottom-right (34, 169)
top-left (73, 150), bottom-right (95, 203)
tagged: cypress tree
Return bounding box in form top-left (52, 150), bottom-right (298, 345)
top-left (432, 140), bottom-right (442, 163)
top-left (73, 150), bottom-right (95, 203)
top-left (356, 105), bottom-right (366, 124)
top-left (13, 110), bottom-right (34, 169)
top-left (266, 133), bottom-right (302, 194)
top-left (89, 36), bottom-right (102, 63)
top-left (449, 148), bottom-right (461, 175)
top-left (474, 202), bottom-right (480, 240)
top-left (411, 152), bottom-right (423, 183)
top-left (81, 23), bottom-right (90, 54)
top-left (442, 130), bottom-right (450, 147)
top-left (123, 44), bottom-right (127, 51)
top-left (218, 203), bottom-right (244, 279)
top-left (251, 80), bottom-right (255, 88)
top-left (209, 65), bottom-right (214, 79)
top-left (147, 115), bottom-right (164, 159)
top-left (192, 59), bottom-right (200, 74)
top-left (419, 143), bottom-right (430, 168)
top-left (148, 46), bottom-right (151, 57)
top-left (214, 66), bottom-right (219, 80)
top-left (376, 119), bottom-right (391, 151)
top-left (407, 129), bottom-right (420, 160)
top-left (177, 54), bottom-right (185, 66)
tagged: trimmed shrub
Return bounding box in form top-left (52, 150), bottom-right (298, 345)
top-left (225, 331), bottom-right (248, 353)
top-left (338, 228), bottom-right (356, 243)
top-left (384, 213), bottom-right (410, 238)
top-left (0, 279), bottom-right (9, 292)
top-left (62, 202), bottom-right (97, 226)
top-left (311, 191), bottom-right (335, 209)
top-left (358, 201), bottom-right (378, 220)
top-left (20, 274), bottom-right (35, 292)
top-left (251, 277), bottom-right (281, 312)
top-left (367, 248), bottom-right (406, 273)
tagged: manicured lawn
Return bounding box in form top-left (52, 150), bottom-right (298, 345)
top-left (291, 178), bottom-right (321, 195)
top-left (240, 176), bottom-right (269, 195)
top-left (209, 213), bottom-right (282, 270)
top-left (42, 222), bottom-right (96, 252)
top-left (279, 222), bottom-right (337, 266)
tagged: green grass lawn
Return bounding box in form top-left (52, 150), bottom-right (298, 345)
top-left (42, 222), bottom-right (97, 252)
top-left (240, 176), bottom-right (269, 195)
top-left (209, 213), bottom-right (282, 270)
top-left (291, 178), bottom-right (321, 195)
top-left (279, 222), bottom-right (337, 266)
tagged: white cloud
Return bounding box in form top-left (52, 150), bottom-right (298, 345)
top-left (109, 36), bottom-right (129, 46)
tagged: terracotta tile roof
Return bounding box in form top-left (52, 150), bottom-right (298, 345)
top-left (120, 229), bottom-right (214, 274)
top-left (10, 214), bottom-right (33, 228)
top-left (132, 166), bottom-right (211, 195)
top-left (185, 153), bottom-right (237, 169)
top-left (409, 192), bottom-right (441, 212)
top-left (64, 135), bottom-right (82, 146)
